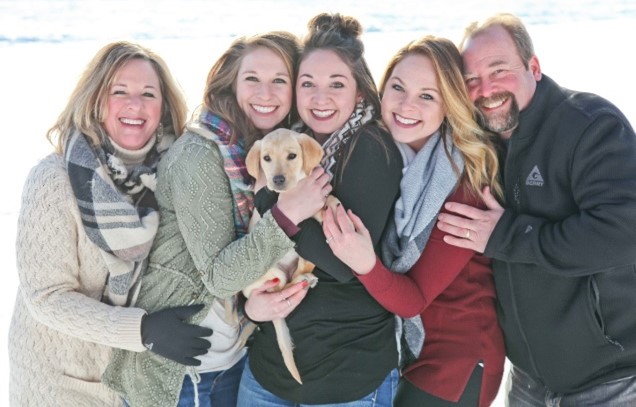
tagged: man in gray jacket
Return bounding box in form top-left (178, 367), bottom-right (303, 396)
top-left (437, 13), bottom-right (636, 406)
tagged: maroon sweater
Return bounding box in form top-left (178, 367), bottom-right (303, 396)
top-left (358, 184), bottom-right (505, 407)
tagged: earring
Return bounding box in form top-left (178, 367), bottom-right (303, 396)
top-left (157, 122), bottom-right (164, 139)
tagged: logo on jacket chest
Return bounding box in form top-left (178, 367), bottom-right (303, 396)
top-left (525, 165), bottom-right (544, 187)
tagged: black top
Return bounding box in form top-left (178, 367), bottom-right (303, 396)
top-left (249, 125), bottom-right (403, 403)
top-left (485, 75), bottom-right (636, 393)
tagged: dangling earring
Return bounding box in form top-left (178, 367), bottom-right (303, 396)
top-left (157, 122), bottom-right (164, 139)
top-left (356, 97), bottom-right (365, 111)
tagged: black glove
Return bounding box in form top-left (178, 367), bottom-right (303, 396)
top-left (141, 304), bottom-right (213, 366)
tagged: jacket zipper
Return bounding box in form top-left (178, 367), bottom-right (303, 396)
top-left (589, 277), bottom-right (625, 351)
top-left (504, 137), bottom-right (543, 380)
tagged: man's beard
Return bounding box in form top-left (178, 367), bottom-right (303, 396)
top-left (476, 91), bottom-right (519, 134)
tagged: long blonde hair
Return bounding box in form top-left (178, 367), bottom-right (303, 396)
top-left (380, 35), bottom-right (502, 200)
top-left (47, 41), bottom-right (188, 154)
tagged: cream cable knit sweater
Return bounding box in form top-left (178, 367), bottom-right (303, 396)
top-left (9, 153), bottom-right (147, 406)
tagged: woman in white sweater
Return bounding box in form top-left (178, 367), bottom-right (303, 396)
top-left (8, 41), bottom-right (210, 406)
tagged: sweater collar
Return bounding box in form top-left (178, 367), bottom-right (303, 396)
top-left (108, 135), bottom-right (156, 168)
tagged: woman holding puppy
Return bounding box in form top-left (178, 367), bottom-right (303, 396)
top-left (322, 36), bottom-right (506, 406)
top-left (104, 32), bottom-right (331, 406)
top-left (238, 13), bottom-right (403, 406)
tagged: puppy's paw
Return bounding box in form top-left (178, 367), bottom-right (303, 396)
top-left (296, 273), bottom-right (318, 289)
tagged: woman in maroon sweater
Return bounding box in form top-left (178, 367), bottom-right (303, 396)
top-left (323, 36), bottom-right (506, 406)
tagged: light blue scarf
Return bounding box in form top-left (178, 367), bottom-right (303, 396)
top-left (381, 127), bottom-right (464, 366)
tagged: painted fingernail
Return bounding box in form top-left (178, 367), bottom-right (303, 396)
top-left (301, 281), bottom-right (309, 288)
top-left (271, 278), bottom-right (280, 284)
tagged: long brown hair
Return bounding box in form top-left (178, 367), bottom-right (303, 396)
top-left (202, 31), bottom-right (301, 150)
top-left (299, 13), bottom-right (392, 182)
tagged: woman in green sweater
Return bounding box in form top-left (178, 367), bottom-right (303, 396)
top-left (104, 31), bottom-right (332, 407)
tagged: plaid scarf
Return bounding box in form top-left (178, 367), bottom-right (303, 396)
top-left (293, 99), bottom-right (374, 178)
top-left (189, 110), bottom-right (253, 237)
top-left (64, 130), bottom-right (173, 306)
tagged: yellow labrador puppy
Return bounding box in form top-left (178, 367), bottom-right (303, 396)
top-left (242, 128), bottom-right (337, 384)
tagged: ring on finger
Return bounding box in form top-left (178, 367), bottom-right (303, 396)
top-left (465, 230), bottom-right (471, 239)
top-left (286, 299), bottom-right (292, 307)
top-left (325, 236), bottom-right (334, 244)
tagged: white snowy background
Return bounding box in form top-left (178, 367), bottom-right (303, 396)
top-left (1, 0), bottom-right (635, 403)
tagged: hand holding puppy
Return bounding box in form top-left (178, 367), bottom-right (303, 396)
top-left (277, 166), bottom-right (332, 225)
top-left (245, 278), bottom-right (310, 322)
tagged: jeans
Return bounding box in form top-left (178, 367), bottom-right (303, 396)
top-left (177, 355), bottom-right (246, 407)
top-left (237, 357), bottom-right (398, 406)
top-left (506, 366), bottom-right (636, 407)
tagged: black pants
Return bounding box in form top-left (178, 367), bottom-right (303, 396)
top-left (393, 364), bottom-right (483, 407)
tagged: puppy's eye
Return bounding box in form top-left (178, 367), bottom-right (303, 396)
top-left (263, 155), bottom-right (271, 162)
top-left (287, 153), bottom-right (297, 160)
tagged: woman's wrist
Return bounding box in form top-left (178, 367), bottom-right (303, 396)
top-left (239, 294), bottom-right (261, 324)
top-left (352, 256), bottom-right (380, 276)
top-left (275, 200), bottom-right (303, 225)
top-left (271, 204), bottom-right (301, 237)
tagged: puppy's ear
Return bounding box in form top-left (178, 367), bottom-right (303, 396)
top-left (297, 133), bottom-right (324, 175)
top-left (245, 140), bottom-right (262, 179)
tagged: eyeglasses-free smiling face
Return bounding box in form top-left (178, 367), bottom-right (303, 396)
top-left (236, 46), bottom-right (293, 134)
top-left (462, 24), bottom-right (541, 138)
top-left (381, 54), bottom-right (445, 152)
top-left (296, 49), bottom-right (359, 142)
top-left (103, 58), bottom-right (163, 150)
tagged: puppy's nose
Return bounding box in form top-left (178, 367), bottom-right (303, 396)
top-left (273, 175), bottom-right (285, 187)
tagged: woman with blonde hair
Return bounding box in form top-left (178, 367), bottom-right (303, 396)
top-left (323, 35), bottom-right (506, 406)
top-left (104, 31), bottom-right (331, 406)
top-left (8, 41), bottom-right (196, 406)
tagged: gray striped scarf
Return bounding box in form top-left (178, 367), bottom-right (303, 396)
top-left (292, 100), bottom-right (374, 178)
top-left (64, 131), bottom-right (173, 306)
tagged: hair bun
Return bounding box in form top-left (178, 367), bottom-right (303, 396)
top-left (307, 13), bottom-right (362, 39)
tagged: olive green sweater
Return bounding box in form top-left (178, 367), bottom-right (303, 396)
top-left (103, 128), bottom-right (295, 407)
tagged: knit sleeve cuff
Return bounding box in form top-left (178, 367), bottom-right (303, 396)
top-left (113, 307), bottom-right (147, 352)
top-left (271, 204), bottom-right (301, 237)
top-left (355, 257), bottom-right (394, 294)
